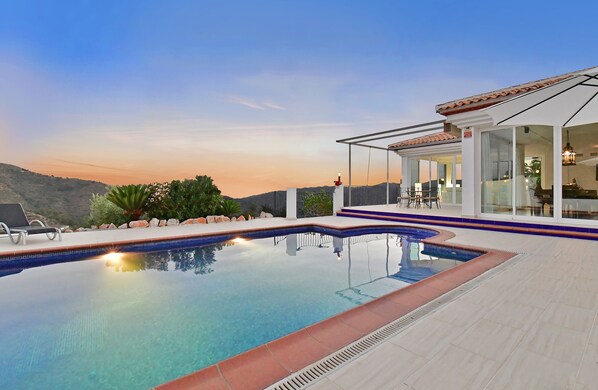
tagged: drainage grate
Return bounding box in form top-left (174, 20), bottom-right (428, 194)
top-left (267, 253), bottom-right (527, 390)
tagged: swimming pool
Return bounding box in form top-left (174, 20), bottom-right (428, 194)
top-left (0, 226), bottom-right (480, 389)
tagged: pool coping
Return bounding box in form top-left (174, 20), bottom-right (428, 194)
top-left (144, 223), bottom-right (517, 390)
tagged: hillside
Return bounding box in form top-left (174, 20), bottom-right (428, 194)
top-left (0, 163), bottom-right (108, 226)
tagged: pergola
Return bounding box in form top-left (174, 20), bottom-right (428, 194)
top-left (336, 119), bottom-right (445, 206)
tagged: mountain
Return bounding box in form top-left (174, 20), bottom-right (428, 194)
top-left (0, 163), bottom-right (108, 226)
top-left (234, 182), bottom-right (401, 217)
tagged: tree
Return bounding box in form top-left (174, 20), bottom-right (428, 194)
top-left (159, 175), bottom-right (223, 220)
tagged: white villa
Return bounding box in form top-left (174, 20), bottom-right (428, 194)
top-left (339, 66), bottom-right (598, 230)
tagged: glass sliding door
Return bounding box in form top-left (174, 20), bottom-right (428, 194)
top-left (561, 123), bottom-right (598, 220)
top-left (437, 156), bottom-right (462, 205)
top-left (481, 129), bottom-right (513, 214)
top-left (455, 160), bottom-right (462, 204)
top-left (515, 126), bottom-right (554, 217)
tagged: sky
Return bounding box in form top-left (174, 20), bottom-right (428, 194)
top-left (0, 0), bottom-right (596, 197)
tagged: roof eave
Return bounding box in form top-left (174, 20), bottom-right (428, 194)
top-left (389, 138), bottom-right (462, 152)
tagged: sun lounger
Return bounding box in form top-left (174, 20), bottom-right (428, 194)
top-left (0, 203), bottom-right (61, 245)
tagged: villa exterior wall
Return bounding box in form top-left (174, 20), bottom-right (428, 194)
top-left (445, 110), bottom-right (598, 228)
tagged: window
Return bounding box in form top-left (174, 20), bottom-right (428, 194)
top-left (561, 123), bottom-right (598, 220)
top-left (515, 126), bottom-right (554, 217)
top-left (481, 129), bottom-right (513, 214)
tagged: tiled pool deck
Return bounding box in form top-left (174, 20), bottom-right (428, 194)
top-left (2, 216), bottom-right (597, 389)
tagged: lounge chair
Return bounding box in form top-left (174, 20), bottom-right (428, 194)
top-left (0, 203), bottom-right (62, 245)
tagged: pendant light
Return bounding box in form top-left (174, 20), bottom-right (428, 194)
top-left (562, 130), bottom-right (576, 166)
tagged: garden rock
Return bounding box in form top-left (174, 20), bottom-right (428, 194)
top-left (196, 217), bottom-right (207, 224)
top-left (149, 218), bottom-right (159, 227)
top-left (166, 219), bottom-right (179, 226)
top-left (118, 223), bottom-right (128, 229)
top-left (159, 220), bottom-right (167, 227)
top-left (129, 220), bottom-right (150, 228)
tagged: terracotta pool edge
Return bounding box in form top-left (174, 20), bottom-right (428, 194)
top-left (154, 226), bottom-right (517, 390)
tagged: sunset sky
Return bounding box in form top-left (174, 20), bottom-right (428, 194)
top-left (0, 1), bottom-right (594, 197)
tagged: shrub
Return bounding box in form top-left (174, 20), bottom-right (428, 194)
top-left (145, 182), bottom-right (171, 220)
top-left (106, 184), bottom-right (151, 221)
top-left (157, 175), bottom-right (223, 220)
top-left (218, 199), bottom-right (241, 217)
top-left (302, 190), bottom-right (333, 217)
top-left (88, 192), bottom-right (127, 226)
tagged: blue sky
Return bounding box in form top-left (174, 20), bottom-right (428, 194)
top-left (0, 0), bottom-right (595, 196)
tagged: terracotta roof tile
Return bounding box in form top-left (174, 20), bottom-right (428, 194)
top-left (389, 132), bottom-right (459, 149)
top-left (435, 66), bottom-right (597, 116)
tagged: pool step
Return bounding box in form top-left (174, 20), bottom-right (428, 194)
top-left (337, 208), bottom-right (598, 241)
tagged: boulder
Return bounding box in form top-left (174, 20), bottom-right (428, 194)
top-left (196, 217), bottom-right (207, 224)
top-left (166, 218), bottom-right (179, 226)
top-left (207, 215), bottom-right (216, 224)
top-left (260, 211), bottom-right (274, 219)
top-left (149, 218), bottom-right (159, 227)
top-left (237, 215), bottom-right (246, 221)
top-left (118, 223), bottom-right (128, 229)
top-left (181, 219), bottom-right (197, 225)
top-left (91, 225), bottom-right (98, 230)
top-left (231, 217), bottom-right (237, 222)
top-left (108, 223), bottom-right (117, 230)
top-left (222, 216), bottom-right (230, 222)
top-left (64, 229), bottom-right (74, 233)
top-left (75, 227), bottom-right (86, 232)
top-left (129, 220), bottom-right (150, 228)
top-left (159, 220), bottom-right (167, 227)
top-left (215, 216), bottom-right (224, 223)
top-left (99, 223), bottom-right (110, 230)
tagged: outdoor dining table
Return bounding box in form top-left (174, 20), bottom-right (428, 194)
top-left (402, 189), bottom-right (434, 208)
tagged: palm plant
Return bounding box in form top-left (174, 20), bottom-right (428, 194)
top-left (106, 184), bottom-right (151, 221)
top-left (218, 199), bottom-right (241, 217)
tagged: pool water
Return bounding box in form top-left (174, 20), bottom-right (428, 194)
top-left (0, 228), bottom-right (478, 389)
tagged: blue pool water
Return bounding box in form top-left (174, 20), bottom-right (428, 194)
top-left (0, 227), bottom-right (479, 389)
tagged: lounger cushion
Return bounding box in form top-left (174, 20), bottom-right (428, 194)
top-left (10, 226), bottom-right (59, 235)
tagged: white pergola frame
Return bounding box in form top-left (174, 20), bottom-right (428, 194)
top-left (336, 120), bottom-right (449, 206)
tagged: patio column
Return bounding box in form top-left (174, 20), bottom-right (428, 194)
top-left (348, 144), bottom-right (352, 206)
top-left (401, 156), bottom-right (410, 194)
top-left (286, 188), bottom-right (297, 219)
top-left (386, 149), bottom-right (390, 206)
top-left (461, 127), bottom-right (476, 217)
